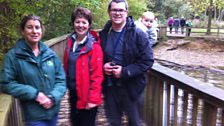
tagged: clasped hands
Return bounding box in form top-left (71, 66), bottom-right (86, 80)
top-left (103, 62), bottom-right (122, 78)
top-left (36, 92), bottom-right (54, 109)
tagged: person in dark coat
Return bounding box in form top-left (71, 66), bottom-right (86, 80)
top-left (180, 16), bottom-right (186, 34)
top-left (173, 16), bottom-right (180, 34)
top-left (99, 0), bottom-right (154, 125)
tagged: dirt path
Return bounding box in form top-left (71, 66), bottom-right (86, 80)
top-left (153, 38), bottom-right (224, 70)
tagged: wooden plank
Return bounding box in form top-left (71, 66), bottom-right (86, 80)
top-left (222, 109), bottom-right (224, 126)
top-left (11, 99), bottom-right (24, 126)
top-left (45, 34), bottom-right (68, 47)
top-left (182, 91), bottom-right (188, 126)
top-left (0, 94), bottom-right (12, 126)
top-left (166, 84), bottom-right (171, 126)
top-left (152, 76), bottom-right (160, 126)
top-left (148, 75), bottom-right (164, 126)
top-left (159, 79), bottom-right (164, 126)
top-left (144, 73), bottom-right (156, 126)
top-left (174, 87), bottom-right (178, 126)
top-left (202, 101), bottom-right (217, 126)
top-left (151, 64), bottom-right (224, 107)
top-left (192, 96), bottom-right (198, 126)
top-left (143, 73), bottom-right (152, 125)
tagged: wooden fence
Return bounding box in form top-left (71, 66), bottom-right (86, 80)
top-left (144, 63), bottom-right (224, 126)
top-left (167, 27), bottom-right (224, 38)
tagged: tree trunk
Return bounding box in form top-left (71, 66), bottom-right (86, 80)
top-left (214, 6), bottom-right (216, 21)
top-left (206, 0), bottom-right (213, 35)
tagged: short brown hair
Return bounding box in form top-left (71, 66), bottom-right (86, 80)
top-left (71, 7), bottom-right (92, 26)
top-left (108, 0), bottom-right (128, 11)
top-left (19, 14), bottom-right (45, 34)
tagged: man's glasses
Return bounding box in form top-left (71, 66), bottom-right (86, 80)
top-left (110, 9), bottom-right (127, 14)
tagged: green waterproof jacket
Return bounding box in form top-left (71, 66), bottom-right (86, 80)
top-left (0, 39), bottom-right (66, 121)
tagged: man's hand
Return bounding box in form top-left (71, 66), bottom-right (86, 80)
top-left (103, 62), bottom-right (114, 75)
top-left (112, 65), bottom-right (122, 78)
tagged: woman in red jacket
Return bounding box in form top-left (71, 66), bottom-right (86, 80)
top-left (63, 7), bottom-right (104, 126)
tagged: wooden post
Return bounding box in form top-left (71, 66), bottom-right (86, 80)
top-left (202, 101), bottom-right (217, 126)
top-left (186, 27), bottom-right (188, 37)
top-left (182, 91), bottom-right (189, 126)
top-left (217, 27), bottom-right (220, 37)
top-left (192, 96), bottom-right (198, 126)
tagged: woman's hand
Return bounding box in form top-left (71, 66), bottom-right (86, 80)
top-left (35, 92), bottom-right (54, 109)
top-left (86, 103), bottom-right (97, 109)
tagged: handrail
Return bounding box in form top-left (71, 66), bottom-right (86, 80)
top-left (144, 63), bottom-right (224, 125)
top-left (0, 93), bottom-right (12, 126)
top-left (167, 26), bottom-right (224, 38)
top-left (152, 63), bottom-right (224, 106)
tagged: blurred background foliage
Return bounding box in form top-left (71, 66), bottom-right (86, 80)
top-left (0, 0), bottom-right (224, 68)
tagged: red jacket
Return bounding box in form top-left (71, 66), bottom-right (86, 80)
top-left (63, 30), bottom-right (104, 109)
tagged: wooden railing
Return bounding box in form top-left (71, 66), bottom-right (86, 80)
top-left (167, 27), bottom-right (224, 37)
top-left (0, 94), bottom-right (24, 126)
top-left (144, 64), bottom-right (224, 126)
top-left (1, 26), bottom-right (224, 126)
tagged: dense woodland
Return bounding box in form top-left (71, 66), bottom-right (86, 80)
top-left (0, 0), bottom-right (224, 68)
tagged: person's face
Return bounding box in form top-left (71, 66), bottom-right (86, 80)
top-left (108, 2), bottom-right (128, 26)
top-left (74, 17), bottom-right (90, 37)
top-left (141, 16), bottom-right (154, 28)
top-left (22, 20), bottom-right (42, 44)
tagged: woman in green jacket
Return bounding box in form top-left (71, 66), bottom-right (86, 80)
top-left (0, 14), bottom-right (66, 126)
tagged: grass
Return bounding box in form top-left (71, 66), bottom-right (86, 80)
top-left (191, 28), bottom-right (224, 33)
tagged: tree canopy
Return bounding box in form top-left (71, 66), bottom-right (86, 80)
top-left (0, 0), bottom-right (148, 68)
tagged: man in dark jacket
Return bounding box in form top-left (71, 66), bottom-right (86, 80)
top-left (180, 16), bottom-right (186, 34)
top-left (99, 0), bottom-right (154, 125)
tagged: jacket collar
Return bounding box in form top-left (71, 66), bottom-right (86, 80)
top-left (14, 39), bottom-right (52, 60)
top-left (68, 31), bottom-right (98, 54)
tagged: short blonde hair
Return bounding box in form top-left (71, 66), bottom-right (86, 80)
top-left (142, 11), bottom-right (155, 19)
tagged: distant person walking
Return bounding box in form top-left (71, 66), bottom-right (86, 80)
top-left (186, 19), bottom-right (193, 36)
top-left (168, 17), bottom-right (174, 34)
top-left (180, 16), bottom-right (186, 34)
top-left (173, 16), bottom-right (180, 34)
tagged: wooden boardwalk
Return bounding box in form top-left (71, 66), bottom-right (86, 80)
top-left (56, 91), bottom-right (114, 126)
top-left (57, 91), bottom-right (130, 126)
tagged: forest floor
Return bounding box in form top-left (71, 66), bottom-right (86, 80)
top-left (153, 38), bottom-right (224, 70)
